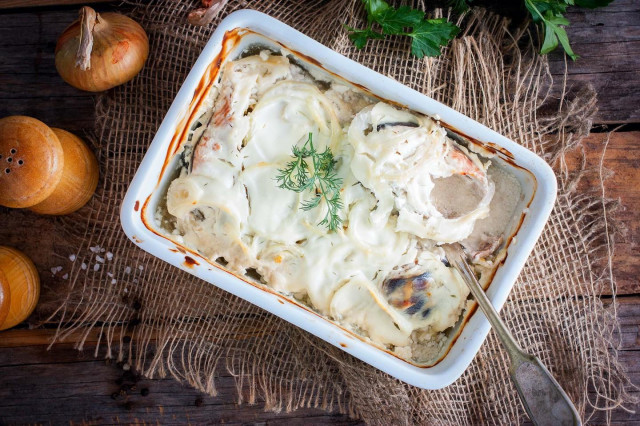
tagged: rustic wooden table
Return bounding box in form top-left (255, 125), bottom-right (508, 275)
top-left (0, 1), bottom-right (638, 424)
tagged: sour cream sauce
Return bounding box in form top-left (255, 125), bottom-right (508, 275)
top-left (164, 51), bottom-right (517, 361)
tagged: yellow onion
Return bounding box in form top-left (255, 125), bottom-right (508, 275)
top-left (55, 6), bottom-right (149, 92)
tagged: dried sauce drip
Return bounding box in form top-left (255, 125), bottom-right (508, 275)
top-left (183, 256), bottom-right (199, 267)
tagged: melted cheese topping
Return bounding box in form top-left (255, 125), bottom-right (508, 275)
top-left (163, 52), bottom-right (521, 362)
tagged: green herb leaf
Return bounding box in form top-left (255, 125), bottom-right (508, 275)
top-left (377, 6), bottom-right (425, 34)
top-left (345, 25), bottom-right (385, 49)
top-left (525, 0), bottom-right (578, 60)
top-left (408, 18), bottom-right (460, 58)
top-left (364, 0), bottom-right (390, 21)
top-left (346, 0), bottom-right (459, 58)
top-left (275, 133), bottom-right (344, 232)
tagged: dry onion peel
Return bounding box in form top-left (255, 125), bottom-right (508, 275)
top-left (188, 0), bottom-right (229, 26)
top-left (55, 6), bottom-right (149, 92)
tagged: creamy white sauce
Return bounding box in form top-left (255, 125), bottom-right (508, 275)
top-left (162, 51), bottom-right (523, 362)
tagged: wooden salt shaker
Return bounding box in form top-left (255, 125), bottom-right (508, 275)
top-left (0, 116), bottom-right (98, 214)
top-left (0, 246), bottom-right (40, 331)
top-left (0, 116), bottom-right (63, 208)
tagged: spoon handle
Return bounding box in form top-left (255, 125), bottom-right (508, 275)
top-left (443, 244), bottom-right (581, 426)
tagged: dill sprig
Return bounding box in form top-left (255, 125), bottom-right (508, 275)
top-left (276, 133), bottom-right (344, 232)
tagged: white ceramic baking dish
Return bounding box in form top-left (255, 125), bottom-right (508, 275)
top-left (121, 9), bottom-right (557, 389)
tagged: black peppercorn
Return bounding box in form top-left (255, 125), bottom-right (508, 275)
top-left (123, 336), bottom-right (132, 344)
top-left (133, 300), bottom-right (142, 311)
top-left (140, 388), bottom-right (149, 397)
top-left (115, 377), bottom-right (123, 386)
top-left (124, 401), bottom-right (133, 411)
top-left (195, 397), bottom-right (204, 407)
top-left (110, 392), bottom-right (119, 400)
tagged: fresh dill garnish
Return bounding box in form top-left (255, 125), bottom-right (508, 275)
top-left (276, 133), bottom-right (344, 232)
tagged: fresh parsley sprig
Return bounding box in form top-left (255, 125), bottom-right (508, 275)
top-left (525, 0), bottom-right (577, 60)
top-left (346, 0), bottom-right (460, 58)
top-left (348, 0), bottom-right (614, 61)
top-left (453, 0), bottom-right (613, 60)
top-left (276, 133), bottom-right (344, 232)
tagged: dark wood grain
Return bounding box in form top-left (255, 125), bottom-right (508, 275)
top-left (549, 0), bottom-right (640, 124)
top-left (0, 0), bottom-right (110, 9)
top-left (564, 131), bottom-right (640, 296)
top-left (0, 296), bottom-right (636, 424)
top-left (0, 2), bottom-right (638, 128)
top-left (0, 340), bottom-right (361, 424)
top-left (0, 2), bottom-right (638, 424)
top-left (0, 9), bottom-right (101, 134)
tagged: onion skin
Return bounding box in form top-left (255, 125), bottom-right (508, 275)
top-left (55, 7), bottom-right (149, 92)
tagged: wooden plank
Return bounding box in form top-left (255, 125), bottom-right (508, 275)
top-left (0, 3), bottom-right (638, 128)
top-left (564, 132), bottom-right (640, 296)
top-left (0, 0), bottom-right (111, 9)
top-left (0, 340), bottom-right (361, 425)
top-left (0, 327), bottom-right (125, 348)
top-left (0, 10), bottom-right (95, 133)
top-left (0, 296), bottom-right (637, 424)
top-left (548, 0), bottom-right (640, 124)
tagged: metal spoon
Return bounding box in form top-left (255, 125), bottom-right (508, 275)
top-left (442, 243), bottom-right (582, 426)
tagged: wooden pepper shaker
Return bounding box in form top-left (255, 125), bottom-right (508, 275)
top-left (30, 128), bottom-right (99, 215)
top-left (0, 269), bottom-right (10, 327)
top-left (0, 246), bottom-right (40, 331)
top-left (0, 116), bottom-right (98, 215)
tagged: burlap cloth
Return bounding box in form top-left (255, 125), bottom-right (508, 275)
top-left (38, 0), bottom-right (637, 423)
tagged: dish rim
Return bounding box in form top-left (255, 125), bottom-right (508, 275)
top-left (120, 9), bottom-right (557, 389)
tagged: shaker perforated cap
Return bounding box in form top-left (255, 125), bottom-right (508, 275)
top-left (0, 116), bottom-right (64, 208)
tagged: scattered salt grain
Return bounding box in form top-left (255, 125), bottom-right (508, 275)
top-left (93, 264), bottom-right (100, 271)
top-left (81, 263), bottom-right (87, 270)
top-left (138, 265), bottom-right (144, 271)
top-left (122, 363), bottom-right (131, 371)
top-left (132, 279), bottom-right (139, 284)
top-left (124, 266), bottom-right (132, 275)
top-left (96, 255), bottom-right (105, 263)
top-left (124, 288), bottom-right (129, 293)
top-left (111, 279), bottom-right (117, 285)
top-left (89, 246), bottom-right (101, 253)
top-left (50, 266), bottom-right (63, 276)
top-left (62, 273), bottom-right (69, 280)
top-left (107, 272), bottom-right (114, 278)
top-left (106, 252), bottom-right (113, 261)
top-left (101, 248), bottom-right (105, 253)
top-left (69, 254), bottom-right (76, 262)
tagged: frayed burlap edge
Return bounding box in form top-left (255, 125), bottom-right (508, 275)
top-left (42, 1), bottom-right (637, 423)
